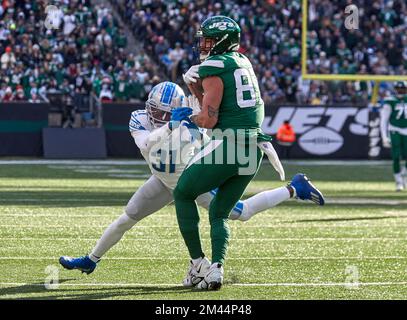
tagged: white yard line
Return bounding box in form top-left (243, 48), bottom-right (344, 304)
top-left (327, 198), bottom-right (407, 205)
top-left (108, 174), bottom-right (151, 178)
top-left (0, 281), bottom-right (405, 288)
top-left (0, 160), bottom-right (147, 165)
top-left (0, 214), bottom-right (170, 218)
top-left (0, 237), bottom-right (406, 241)
top-left (0, 256), bottom-right (406, 261)
top-left (232, 281), bottom-right (407, 287)
top-left (0, 224), bottom-right (404, 229)
top-left (0, 159), bottom-right (392, 166)
top-left (0, 199), bottom-right (127, 202)
top-left (1, 197), bottom-right (406, 206)
top-left (0, 225), bottom-right (403, 229)
top-left (282, 160), bottom-right (391, 166)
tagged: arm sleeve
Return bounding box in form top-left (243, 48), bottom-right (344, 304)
top-left (146, 124), bottom-right (172, 151)
top-left (131, 124), bottom-right (173, 154)
top-left (129, 110), bottom-right (151, 152)
top-left (129, 110), bottom-right (148, 132)
top-left (131, 130), bottom-right (150, 153)
top-left (380, 104), bottom-right (391, 140)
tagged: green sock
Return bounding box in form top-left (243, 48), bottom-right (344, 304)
top-left (174, 196), bottom-right (204, 260)
top-left (210, 218), bottom-right (230, 265)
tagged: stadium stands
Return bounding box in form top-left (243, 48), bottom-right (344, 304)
top-left (117, 0), bottom-right (406, 104)
top-left (0, 0), bottom-right (405, 104)
top-left (0, 0), bottom-right (156, 104)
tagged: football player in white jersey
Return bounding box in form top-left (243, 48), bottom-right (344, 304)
top-left (59, 81), bottom-right (324, 286)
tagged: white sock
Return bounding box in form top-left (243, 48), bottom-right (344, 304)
top-left (192, 257), bottom-right (203, 267)
top-left (238, 187), bottom-right (291, 221)
top-left (229, 202), bottom-right (244, 220)
top-left (394, 173), bottom-right (403, 184)
top-left (88, 253), bottom-right (100, 263)
top-left (90, 213), bottom-right (137, 259)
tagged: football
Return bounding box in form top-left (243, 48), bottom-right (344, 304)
top-left (187, 78), bottom-right (203, 98)
top-left (1, 0), bottom-right (406, 305)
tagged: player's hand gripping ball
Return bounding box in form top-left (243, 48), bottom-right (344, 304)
top-left (169, 107), bottom-right (193, 130)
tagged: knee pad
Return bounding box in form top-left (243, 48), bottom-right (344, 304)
top-left (115, 213), bottom-right (137, 232)
top-left (125, 200), bottom-right (144, 220)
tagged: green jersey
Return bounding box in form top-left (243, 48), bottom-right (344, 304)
top-left (383, 95), bottom-right (407, 129)
top-left (198, 52), bottom-right (265, 131)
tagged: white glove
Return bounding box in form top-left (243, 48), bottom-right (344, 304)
top-left (382, 136), bottom-right (391, 148)
top-left (257, 141), bottom-right (285, 181)
top-left (182, 65), bottom-right (200, 85)
top-left (185, 95), bottom-right (201, 116)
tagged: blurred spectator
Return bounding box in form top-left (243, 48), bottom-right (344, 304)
top-left (14, 85), bottom-right (26, 101)
top-left (29, 93), bottom-right (42, 103)
top-left (168, 42), bottom-right (185, 81)
top-left (0, 0), bottom-right (405, 105)
top-left (117, 0), bottom-right (406, 104)
top-left (0, 0), bottom-right (156, 104)
top-left (100, 85), bottom-right (113, 102)
top-left (2, 87), bottom-right (13, 102)
top-left (1, 46), bottom-right (16, 70)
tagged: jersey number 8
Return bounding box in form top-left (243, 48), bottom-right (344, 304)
top-left (234, 68), bottom-right (259, 108)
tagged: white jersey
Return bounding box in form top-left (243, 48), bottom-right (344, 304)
top-left (129, 109), bottom-right (207, 189)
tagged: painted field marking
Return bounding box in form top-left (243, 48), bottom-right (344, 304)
top-left (0, 281), bottom-right (406, 288)
top-left (0, 224), bottom-right (405, 229)
top-left (0, 159), bottom-right (392, 166)
top-left (107, 174), bottom-right (151, 178)
top-left (0, 214), bottom-right (170, 218)
top-left (0, 160), bottom-right (147, 165)
top-left (0, 256), bottom-right (406, 261)
top-left (0, 237), bottom-right (406, 242)
top-left (46, 165), bottom-right (144, 171)
top-left (1, 197), bottom-right (407, 205)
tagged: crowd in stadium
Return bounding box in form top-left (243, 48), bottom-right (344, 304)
top-left (118, 0), bottom-right (406, 105)
top-left (0, 0), bottom-right (157, 104)
top-left (0, 0), bottom-right (406, 104)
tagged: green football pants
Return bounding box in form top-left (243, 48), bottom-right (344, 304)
top-left (173, 140), bottom-right (263, 265)
top-left (390, 131), bottom-right (407, 174)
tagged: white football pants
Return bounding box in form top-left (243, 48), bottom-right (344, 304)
top-left (90, 175), bottom-right (289, 259)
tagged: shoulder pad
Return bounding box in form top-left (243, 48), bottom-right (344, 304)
top-left (129, 110), bottom-right (149, 132)
top-left (198, 53), bottom-right (238, 78)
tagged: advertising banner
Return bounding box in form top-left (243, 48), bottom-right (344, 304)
top-left (262, 105), bottom-right (370, 159)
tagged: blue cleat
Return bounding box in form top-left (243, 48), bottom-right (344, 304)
top-left (59, 255), bottom-right (98, 275)
top-left (289, 173), bottom-right (325, 206)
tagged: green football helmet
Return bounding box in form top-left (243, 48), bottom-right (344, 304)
top-left (196, 15), bottom-right (241, 62)
top-left (394, 81), bottom-right (407, 97)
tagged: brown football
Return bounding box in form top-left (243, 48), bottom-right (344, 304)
top-left (187, 78), bottom-right (203, 97)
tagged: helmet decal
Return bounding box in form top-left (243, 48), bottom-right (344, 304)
top-left (160, 82), bottom-right (177, 105)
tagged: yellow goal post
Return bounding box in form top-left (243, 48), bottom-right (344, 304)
top-left (301, 0), bottom-right (407, 103)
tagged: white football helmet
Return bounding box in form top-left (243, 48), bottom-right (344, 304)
top-left (145, 81), bottom-right (186, 128)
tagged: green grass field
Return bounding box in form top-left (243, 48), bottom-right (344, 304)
top-left (0, 159), bottom-right (407, 300)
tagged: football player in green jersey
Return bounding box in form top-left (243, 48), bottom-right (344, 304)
top-left (380, 81), bottom-right (407, 191)
top-left (173, 16), bottom-right (324, 290)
